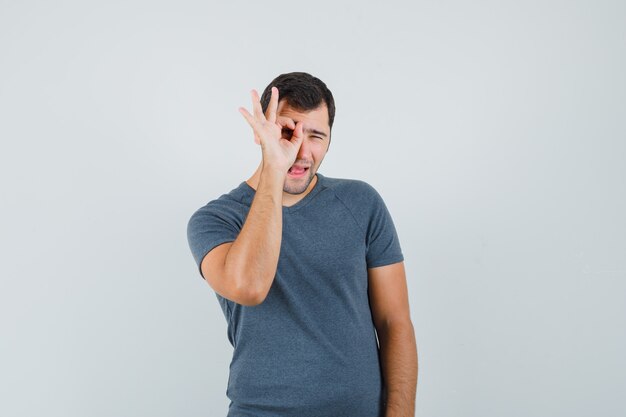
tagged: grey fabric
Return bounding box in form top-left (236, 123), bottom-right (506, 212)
top-left (186, 173), bottom-right (404, 417)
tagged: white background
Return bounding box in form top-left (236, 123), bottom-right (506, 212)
top-left (1, 1), bottom-right (625, 416)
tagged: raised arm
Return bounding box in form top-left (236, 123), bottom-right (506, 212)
top-left (200, 87), bottom-right (303, 306)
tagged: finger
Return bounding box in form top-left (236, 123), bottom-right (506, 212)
top-left (277, 116), bottom-right (295, 130)
top-left (238, 107), bottom-right (256, 129)
top-left (266, 87), bottom-right (279, 123)
top-left (291, 121), bottom-right (304, 142)
top-left (240, 107), bottom-right (262, 145)
top-left (251, 89), bottom-right (264, 120)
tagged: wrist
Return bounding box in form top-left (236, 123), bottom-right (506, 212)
top-left (261, 161), bottom-right (288, 176)
top-left (260, 163), bottom-right (288, 183)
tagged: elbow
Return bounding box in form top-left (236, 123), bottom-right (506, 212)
top-left (232, 275), bottom-right (270, 307)
top-left (222, 260), bottom-right (273, 307)
top-left (236, 287), bottom-right (267, 306)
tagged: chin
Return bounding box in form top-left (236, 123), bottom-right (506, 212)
top-left (283, 171), bottom-right (315, 195)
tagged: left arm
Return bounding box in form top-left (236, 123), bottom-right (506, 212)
top-left (368, 261), bottom-right (418, 417)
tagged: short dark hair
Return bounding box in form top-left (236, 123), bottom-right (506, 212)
top-left (260, 72), bottom-right (335, 130)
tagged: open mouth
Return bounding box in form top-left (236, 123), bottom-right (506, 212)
top-left (287, 166), bottom-right (309, 177)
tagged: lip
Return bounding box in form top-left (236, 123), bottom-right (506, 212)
top-left (287, 166), bottom-right (309, 178)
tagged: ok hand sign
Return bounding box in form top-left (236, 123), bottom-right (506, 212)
top-left (239, 87), bottom-right (304, 174)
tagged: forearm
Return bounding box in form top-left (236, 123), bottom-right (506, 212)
top-left (224, 166), bottom-right (285, 301)
top-left (378, 321), bottom-right (418, 417)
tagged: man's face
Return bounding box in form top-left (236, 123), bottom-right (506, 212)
top-left (275, 101), bottom-right (331, 195)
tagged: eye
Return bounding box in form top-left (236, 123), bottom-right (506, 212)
top-left (312, 136), bottom-right (324, 140)
top-left (281, 128), bottom-right (293, 139)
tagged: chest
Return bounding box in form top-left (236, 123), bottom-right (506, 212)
top-left (276, 205), bottom-right (369, 296)
top-left (283, 204), bottom-right (365, 259)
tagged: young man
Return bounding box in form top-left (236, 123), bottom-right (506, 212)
top-left (187, 72), bottom-right (417, 417)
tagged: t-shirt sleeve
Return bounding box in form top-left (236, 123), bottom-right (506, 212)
top-left (186, 200), bottom-right (241, 279)
top-left (364, 185), bottom-right (404, 269)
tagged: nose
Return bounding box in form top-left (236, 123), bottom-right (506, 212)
top-left (296, 135), bottom-right (312, 161)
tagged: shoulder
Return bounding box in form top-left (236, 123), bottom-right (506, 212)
top-left (321, 174), bottom-right (381, 199)
top-left (319, 174), bottom-right (388, 229)
top-left (187, 182), bottom-right (251, 228)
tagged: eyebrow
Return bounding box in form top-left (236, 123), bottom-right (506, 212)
top-left (304, 128), bottom-right (328, 137)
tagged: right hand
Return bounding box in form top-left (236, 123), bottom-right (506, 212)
top-left (239, 87), bottom-right (304, 174)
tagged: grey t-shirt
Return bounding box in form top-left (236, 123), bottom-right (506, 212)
top-left (186, 173), bottom-right (404, 417)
